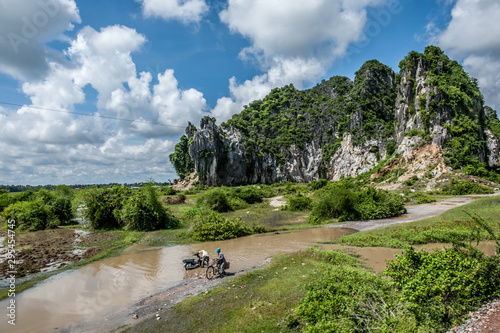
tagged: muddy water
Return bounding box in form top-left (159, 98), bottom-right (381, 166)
top-left (0, 227), bottom-right (355, 333)
top-left (323, 241), bottom-right (498, 273)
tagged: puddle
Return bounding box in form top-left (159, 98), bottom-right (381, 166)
top-left (323, 241), bottom-right (498, 273)
top-left (0, 227), bottom-right (355, 333)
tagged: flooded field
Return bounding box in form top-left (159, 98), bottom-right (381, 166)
top-left (0, 227), bottom-right (355, 333)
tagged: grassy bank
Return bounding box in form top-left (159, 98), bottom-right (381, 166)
top-left (333, 195), bottom-right (500, 248)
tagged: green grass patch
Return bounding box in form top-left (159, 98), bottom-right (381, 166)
top-left (222, 203), bottom-right (307, 230)
top-left (333, 196), bottom-right (500, 248)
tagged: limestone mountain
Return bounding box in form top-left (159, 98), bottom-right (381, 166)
top-left (170, 46), bottom-right (500, 186)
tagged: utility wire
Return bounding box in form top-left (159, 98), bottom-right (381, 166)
top-left (0, 101), bottom-right (186, 129)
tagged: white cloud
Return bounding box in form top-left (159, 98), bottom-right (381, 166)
top-left (435, 0), bottom-right (500, 110)
top-left (0, 0), bottom-right (80, 80)
top-left (463, 55), bottom-right (500, 110)
top-left (213, 0), bottom-right (388, 121)
top-left (0, 22), bottom-right (207, 184)
top-left (438, 0), bottom-right (500, 56)
top-left (220, 0), bottom-right (381, 61)
top-left (140, 0), bottom-right (209, 24)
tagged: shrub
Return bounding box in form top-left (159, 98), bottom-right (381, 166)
top-left (310, 186), bottom-right (406, 222)
top-left (441, 179), bottom-right (493, 195)
top-left (3, 200), bottom-right (53, 231)
top-left (311, 187), bottom-right (357, 221)
top-left (293, 250), bottom-right (413, 332)
top-left (49, 197), bottom-right (73, 225)
top-left (230, 186), bottom-right (263, 204)
top-left (121, 185), bottom-right (179, 231)
top-left (163, 186), bottom-right (177, 195)
top-left (286, 194), bottom-right (312, 211)
top-left (191, 211), bottom-right (252, 241)
top-left (196, 188), bottom-right (232, 212)
top-left (309, 179), bottom-right (328, 190)
top-left (0, 193), bottom-right (14, 212)
top-left (410, 193), bottom-right (436, 204)
top-left (82, 186), bottom-right (131, 229)
top-left (306, 214), bottom-right (322, 225)
top-left (182, 208), bottom-right (204, 218)
top-left (355, 187), bottom-right (406, 220)
top-left (385, 245), bottom-right (500, 330)
top-left (227, 196), bottom-right (249, 210)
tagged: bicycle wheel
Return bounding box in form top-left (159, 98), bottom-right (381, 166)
top-left (206, 266), bottom-right (215, 280)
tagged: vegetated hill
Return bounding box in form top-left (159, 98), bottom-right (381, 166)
top-left (170, 46), bottom-right (500, 186)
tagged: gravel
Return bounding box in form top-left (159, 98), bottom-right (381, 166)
top-left (446, 299), bottom-right (500, 332)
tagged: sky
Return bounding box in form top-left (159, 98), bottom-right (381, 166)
top-left (0, 0), bottom-right (499, 185)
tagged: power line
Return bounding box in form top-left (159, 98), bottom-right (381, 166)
top-left (0, 101), bottom-right (186, 129)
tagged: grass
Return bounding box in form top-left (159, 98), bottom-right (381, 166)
top-left (123, 247), bottom-right (356, 333)
top-left (222, 202), bottom-right (308, 230)
top-left (333, 196), bottom-right (500, 248)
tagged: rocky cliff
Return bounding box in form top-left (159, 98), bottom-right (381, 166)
top-left (173, 46), bottom-right (500, 186)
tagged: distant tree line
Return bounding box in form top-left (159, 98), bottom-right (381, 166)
top-left (0, 181), bottom-right (171, 193)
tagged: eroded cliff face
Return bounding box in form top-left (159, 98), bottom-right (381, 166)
top-left (183, 48), bottom-right (500, 186)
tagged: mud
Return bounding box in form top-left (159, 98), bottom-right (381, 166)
top-left (0, 228), bottom-right (115, 283)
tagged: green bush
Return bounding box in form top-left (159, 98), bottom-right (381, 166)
top-left (293, 250), bottom-right (414, 332)
top-left (182, 208), bottom-right (204, 218)
top-left (410, 193), bottom-right (436, 204)
top-left (385, 245), bottom-right (500, 330)
top-left (82, 186), bottom-right (131, 229)
top-left (441, 179), bottom-right (493, 195)
top-left (229, 186), bottom-right (263, 204)
top-left (309, 179), bottom-right (328, 190)
top-left (196, 188), bottom-right (232, 212)
top-left (163, 186), bottom-right (177, 195)
top-left (355, 187), bottom-right (406, 220)
top-left (2, 189), bottom-right (74, 229)
top-left (311, 187), bottom-right (357, 221)
top-left (227, 196), bottom-right (249, 210)
top-left (306, 214), bottom-right (322, 225)
top-left (3, 200), bottom-right (53, 231)
top-left (191, 211), bottom-right (252, 241)
top-left (49, 197), bottom-right (73, 225)
top-left (286, 194), bottom-right (312, 211)
top-left (121, 185), bottom-right (179, 231)
top-left (310, 186), bottom-right (406, 222)
top-left (0, 193), bottom-right (14, 212)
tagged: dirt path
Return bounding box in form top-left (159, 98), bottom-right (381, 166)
top-left (328, 196), bottom-right (477, 231)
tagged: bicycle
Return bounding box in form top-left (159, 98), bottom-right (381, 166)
top-left (205, 260), bottom-right (228, 280)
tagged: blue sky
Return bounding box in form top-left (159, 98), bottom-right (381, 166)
top-left (0, 0), bottom-right (499, 185)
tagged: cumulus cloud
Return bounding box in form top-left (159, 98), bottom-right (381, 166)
top-left (435, 0), bottom-right (500, 110)
top-left (140, 0), bottom-right (209, 24)
top-left (0, 21), bottom-right (207, 184)
top-left (0, 0), bottom-right (80, 80)
top-left (213, 0), bottom-right (387, 121)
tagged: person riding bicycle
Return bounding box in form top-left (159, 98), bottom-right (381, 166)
top-left (215, 248), bottom-right (226, 276)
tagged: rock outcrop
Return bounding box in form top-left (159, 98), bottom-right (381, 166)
top-left (177, 47), bottom-right (500, 186)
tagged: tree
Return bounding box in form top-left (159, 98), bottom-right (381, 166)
top-left (82, 186), bottom-right (130, 229)
top-left (121, 184), bottom-right (179, 231)
top-left (3, 200), bottom-right (53, 231)
top-left (169, 135), bottom-right (194, 179)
